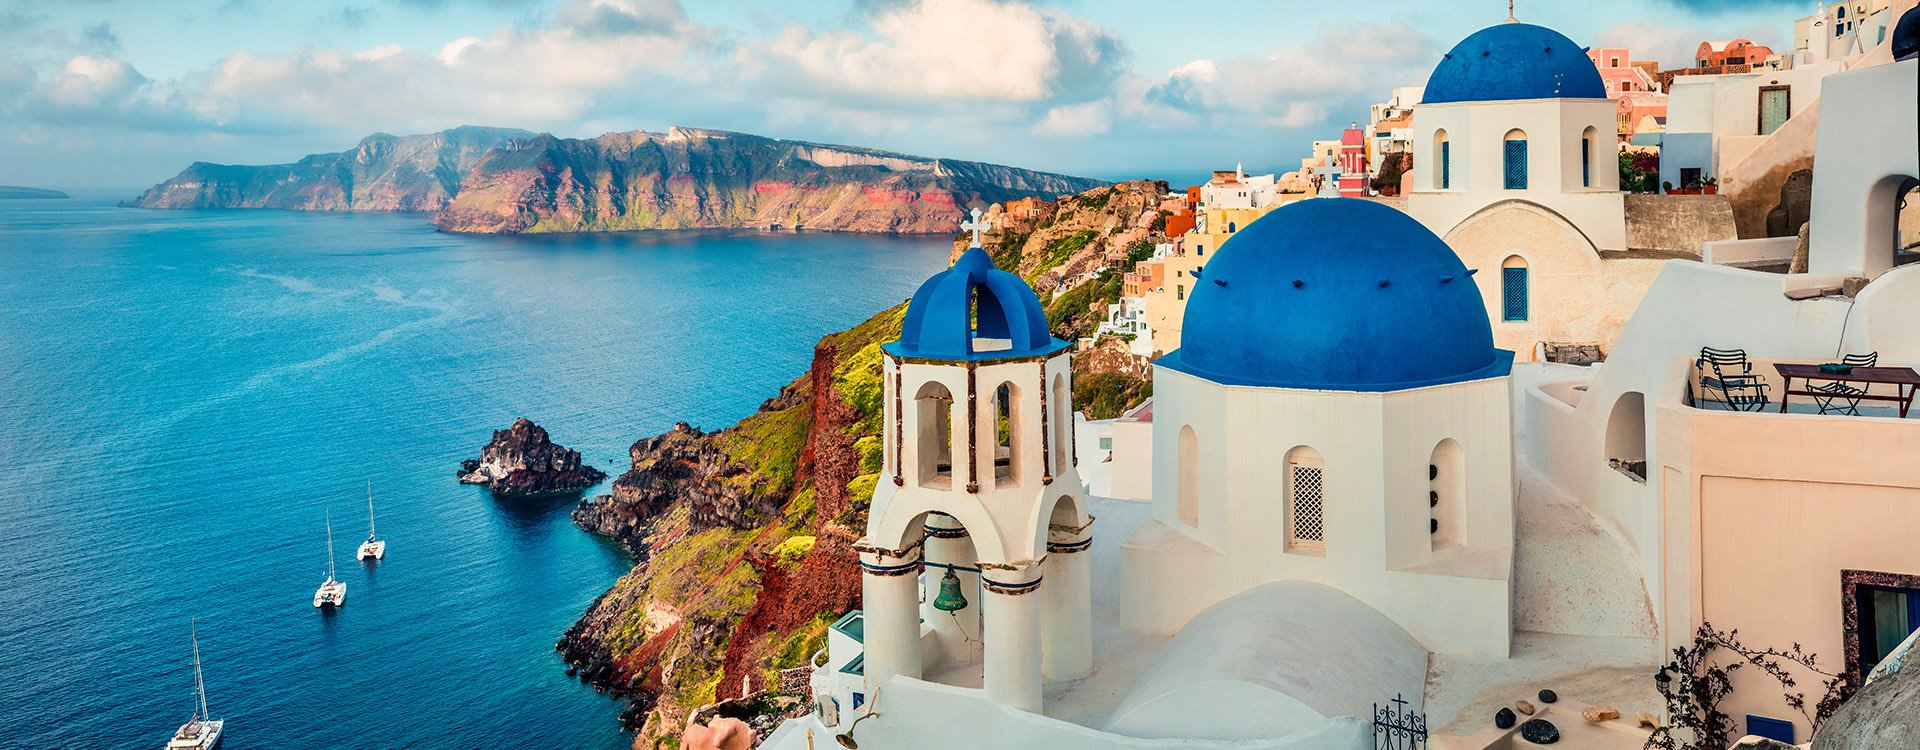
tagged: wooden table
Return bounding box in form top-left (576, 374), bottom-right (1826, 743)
top-left (1774, 363), bottom-right (1920, 417)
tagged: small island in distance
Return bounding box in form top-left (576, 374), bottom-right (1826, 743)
top-left (0, 186), bottom-right (70, 199)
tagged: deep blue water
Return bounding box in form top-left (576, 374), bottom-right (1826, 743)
top-left (0, 193), bottom-right (948, 749)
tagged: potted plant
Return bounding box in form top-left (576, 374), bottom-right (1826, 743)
top-left (1662, 180), bottom-right (1674, 194)
top-left (1701, 176), bottom-right (1719, 195)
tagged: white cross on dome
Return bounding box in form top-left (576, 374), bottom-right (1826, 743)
top-left (961, 208), bottom-right (992, 248)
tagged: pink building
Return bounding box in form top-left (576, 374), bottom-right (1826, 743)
top-left (1587, 47), bottom-right (1660, 96)
top-left (1338, 124), bottom-right (1368, 197)
top-left (1588, 48), bottom-right (1668, 142)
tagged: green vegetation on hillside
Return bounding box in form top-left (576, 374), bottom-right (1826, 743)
top-left (1074, 372), bottom-right (1153, 420)
top-left (1032, 230), bottom-right (1100, 280)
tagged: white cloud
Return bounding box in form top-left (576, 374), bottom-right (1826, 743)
top-left (1034, 100), bottom-right (1109, 136)
top-left (755, 0), bottom-right (1126, 103)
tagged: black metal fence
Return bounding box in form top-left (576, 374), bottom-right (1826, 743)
top-left (1373, 693), bottom-right (1427, 750)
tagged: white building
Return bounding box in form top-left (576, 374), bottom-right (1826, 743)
top-left (856, 216), bottom-right (1093, 714)
top-left (1123, 198), bottom-right (1518, 661)
top-left (1197, 165), bottom-right (1280, 210)
top-left (1095, 296), bottom-right (1154, 357)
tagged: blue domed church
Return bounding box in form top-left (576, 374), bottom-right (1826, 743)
top-left (1120, 197), bottom-right (1519, 663)
top-left (855, 210), bottom-right (1093, 716)
top-left (1403, 17), bottom-right (1648, 361)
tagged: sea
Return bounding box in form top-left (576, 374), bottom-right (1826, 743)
top-left (0, 192), bottom-right (951, 749)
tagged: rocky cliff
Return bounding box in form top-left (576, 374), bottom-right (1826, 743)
top-left (126, 126), bottom-right (536, 211)
top-left (432, 127), bottom-right (1106, 234)
top-left (559, 182), bottom-right (1159, 748)
top-left (459, 417), bottom-right (608, 497)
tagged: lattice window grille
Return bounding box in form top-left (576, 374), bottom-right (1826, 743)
top-left (1502, 267), bottom-right (1529, 322)
top-left (1503, 140), bottom-right (1529, 190)
top-left (1290, 461), bottom-right (1325, 550)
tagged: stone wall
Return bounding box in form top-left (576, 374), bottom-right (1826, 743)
top-left (1623, 194), bottom-right (1737, 257)
top-left (1721, 105), bottom-right (1820, 239)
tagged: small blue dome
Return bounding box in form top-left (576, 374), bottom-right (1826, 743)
top-left (1160, 199), bottom-right (1512, 391)
top-left (886, 246), bottom-right (1069, 361)
top-left (1425, 23), bottom-right (1606, 104)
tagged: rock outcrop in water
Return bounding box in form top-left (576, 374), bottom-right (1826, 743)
top-left (460, 418), bottom-right (607, 497)
top-left (126, 126), bottom-right (536, 211)
top-left (432, 127), bottom-right (1106, 235)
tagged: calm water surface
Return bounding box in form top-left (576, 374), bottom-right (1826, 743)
top-left (0, 193), bottom-right (948, 748)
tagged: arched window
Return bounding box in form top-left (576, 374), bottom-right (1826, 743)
top-left (1501, 255), bottom-right (1529, 322)
top-left (1581, 127), bottom-right (1599, 188)
top-left (1503, 129), bottom-right (1528, 189)
top-left (992, 382), bottom-right (1020, 484)
top-left (914, 381), bottom-right (955, 484)
top-left (1606, 392), bottom-right (1648, 482)
top-left (1177, 427), bottom-right (1199, 526)
top-left (1227, 222), bottom-right (1237, 233)
top-left (1430, 440), bottom-right (1464, 549)
top-left (1433, 130), bottom-right (1452, 190)
top-left (1285, 446), bottom-right (1325, 553)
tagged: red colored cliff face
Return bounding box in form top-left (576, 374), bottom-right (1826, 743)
top-left (559, 305), bottom-right (905, 746)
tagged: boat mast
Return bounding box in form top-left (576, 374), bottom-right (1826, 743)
top-left (366, 479), bottom-right (377, 540)
top-left (325, 508), bottom-right (337, 582)
top-left (191, 618), bottom-right (210, 721)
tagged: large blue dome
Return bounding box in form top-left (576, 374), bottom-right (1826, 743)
top-left (886, 246), bottom-right (1069, 361)
top-left (1424, 22), bottom-right (1606, 104)
top-left (1160, 199), bottom-right (1511, 391)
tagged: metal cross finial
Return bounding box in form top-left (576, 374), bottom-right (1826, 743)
top-left (961, 207), bottom-right (991, 248)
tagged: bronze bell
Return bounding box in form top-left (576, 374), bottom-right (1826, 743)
top-left (932, 569), bottom-right (968, 612)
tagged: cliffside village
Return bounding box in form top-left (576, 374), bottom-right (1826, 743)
top-left (672, 3), bottom-right (1920, 750)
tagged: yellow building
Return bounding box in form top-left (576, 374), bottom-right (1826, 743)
top-left (1141, 202), bottom-right (1291, 353)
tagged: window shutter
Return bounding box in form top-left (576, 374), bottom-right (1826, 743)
top-left (1503, 267), bottom-right (1529, 322)
top-left (1440, 141), bottom-right (1452, 189)
top-left (1504, 140), bottom-right (1529, 189)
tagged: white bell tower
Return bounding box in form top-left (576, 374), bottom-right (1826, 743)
top-left (856, 209), bottom-right (1092, 713)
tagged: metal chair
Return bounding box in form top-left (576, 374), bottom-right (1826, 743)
top-left (1811, 352), bottom-right (1878, 415)
top-left (1697, 347), bottom-right (1771, 411)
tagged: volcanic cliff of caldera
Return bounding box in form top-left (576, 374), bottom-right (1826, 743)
top-left (557, 180), bottom-right (1168, 748)
top-left (128, 125), bottom-right (1107, 236)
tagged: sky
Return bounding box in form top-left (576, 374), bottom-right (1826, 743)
top-left (0, 0), bottom-right (1808, 189)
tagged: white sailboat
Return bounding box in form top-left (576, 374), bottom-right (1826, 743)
top-left (356, 480), bottom-right (385, 561)
top-left (165, 619), bottom-right (225, 750)
top-left (313, 509), bottom-right (347, 608)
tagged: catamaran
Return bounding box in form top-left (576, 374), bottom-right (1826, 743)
top-left (165, 619), bottom-right (225, 750)
top-left (356, 480), bottom-right (385, 561)
top-left (313, 509), bottom-right (347, 608)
